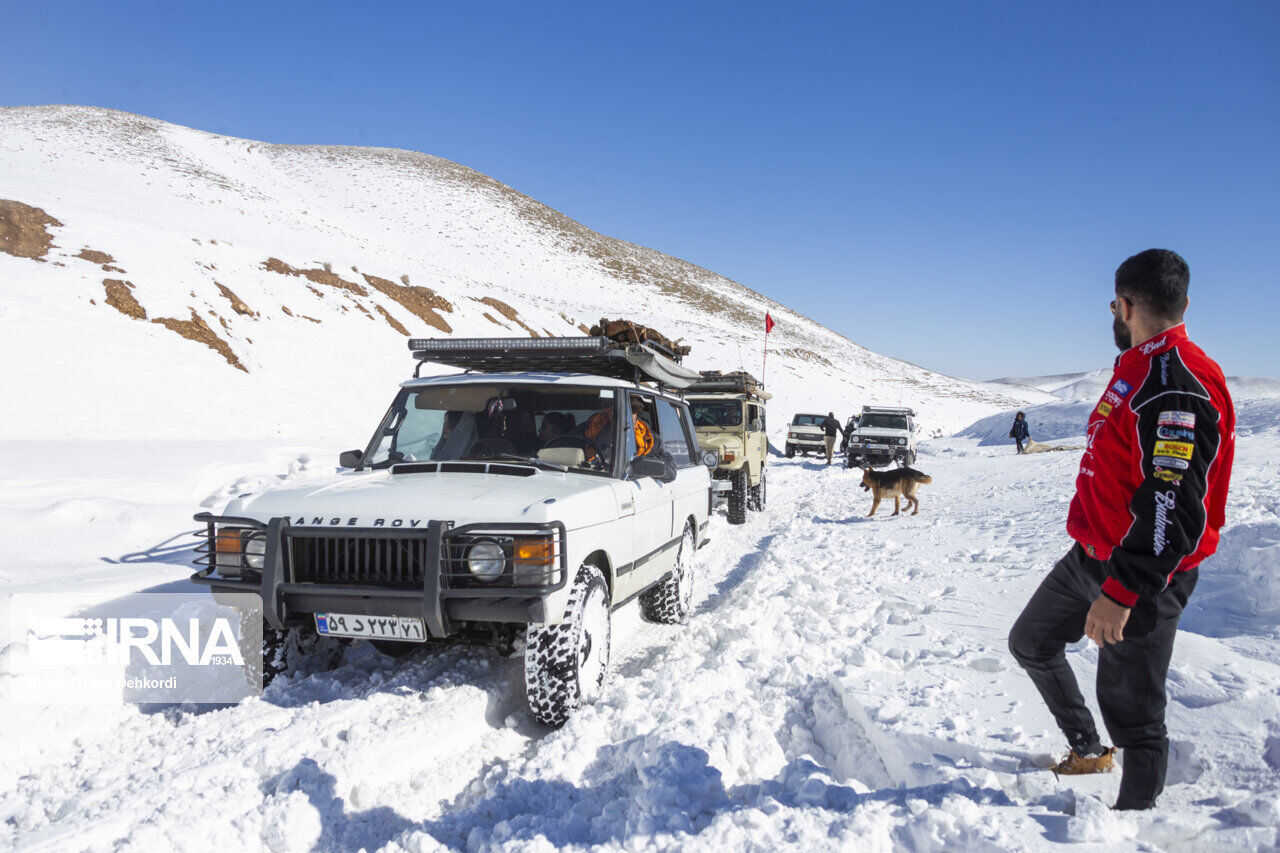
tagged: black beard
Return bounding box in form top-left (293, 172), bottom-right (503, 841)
top-left (1113, 315), bottom-right (1132, 351)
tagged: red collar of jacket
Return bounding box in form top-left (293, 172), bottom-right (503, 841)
top-left (1115, 323), bottom-right (1189, 371)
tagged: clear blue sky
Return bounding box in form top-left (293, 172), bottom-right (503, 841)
top-left (3, 1), bottom-right (1276, 380)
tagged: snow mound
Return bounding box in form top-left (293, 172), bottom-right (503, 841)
top-left (1181, 520), bottom-right (1280, 639)
top-left (954, 401), bottom-right (1092, 446)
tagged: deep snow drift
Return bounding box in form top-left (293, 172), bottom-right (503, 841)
top-left (2, 420), bottom-right (1278, 851)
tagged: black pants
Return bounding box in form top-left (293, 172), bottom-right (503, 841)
top-left (1008, 544), bottom-right (1197, 809)
top-left (1016, 439), bottom-right (1025, 453)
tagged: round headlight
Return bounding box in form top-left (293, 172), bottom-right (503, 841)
top-left (467, 540), bottom-right (506, 582)
top-left (244, 534), bottom-right (266, 570)
top-left (898, 438), bottom-right (907, 445)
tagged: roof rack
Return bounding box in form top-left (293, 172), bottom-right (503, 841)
top-left (408, 336), bottom-right (701, 389)
top-left (861, 405), bottom-right (917, 417)
top-left (686, 370), bottom-right (772, 400)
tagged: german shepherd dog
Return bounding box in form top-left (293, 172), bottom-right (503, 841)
top-left (860, 466), bottom-right (933, 516)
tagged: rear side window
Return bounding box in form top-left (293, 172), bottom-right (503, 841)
top-left (657, 401), bottom-right (695, 467)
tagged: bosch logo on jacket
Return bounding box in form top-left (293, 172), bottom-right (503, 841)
top-left (1066, 324), bottom-right (1236, 608)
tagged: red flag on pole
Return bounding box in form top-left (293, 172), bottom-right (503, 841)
top-left (762, 312), bottom-right (774, 382)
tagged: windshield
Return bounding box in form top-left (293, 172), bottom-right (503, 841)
top-left (690, 400), bottom-right (743, 427)
top-left (792, 414), bottom-right (823, 426)
top-left (859, 414), bottom-right (909, 431)
top-left (364, 384), bottom-right (618, 474)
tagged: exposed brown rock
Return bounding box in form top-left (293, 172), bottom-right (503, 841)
top-left (374, 304), bottom-right (410, 336)
top-left (362, 273), bottom-right (453, 333)
top-left (578, 323), bottom-right (591, 334)
top-left (0, 200), bottom-right (62, 259)
top-left (281, 306), bottom-right (295, 317)
top-left (103, 279), bottom-right (147, 320)
top-left (151, 309), bottom-right (246, 372)
top-left (483, 313), bottom-right (502, 326)
top-left (478, 296), bottom-right (538, 337)
top-left (262, 257), bottom-right (368, 296)
top-left (215, 282), bottom-right (256, 317)
top-left (75, 248), bottom-right (115, 265)
top-left (103, 264), bottom-right (126, 274)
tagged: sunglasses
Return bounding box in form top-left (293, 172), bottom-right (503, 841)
top-left (1110, 296), bottom-right (1131, 316)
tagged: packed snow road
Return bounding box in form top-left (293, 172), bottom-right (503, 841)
top-left (3, 438), bottom-right (1279, 851)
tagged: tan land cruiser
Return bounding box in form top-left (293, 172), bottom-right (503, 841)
top-left (686, 371), bottom-right (770, 524)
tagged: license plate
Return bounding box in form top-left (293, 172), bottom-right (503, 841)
top-left (869, 444), bottom-right (890, 451)
top-left (315, 612), bottom-right (427, 642)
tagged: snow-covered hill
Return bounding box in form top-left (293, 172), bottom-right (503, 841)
top-left (0, 105), bottom-right (1025, 446)
top-left (966, 371), bottom-right (1280, 446)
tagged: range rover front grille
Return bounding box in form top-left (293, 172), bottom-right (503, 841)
top-left (288, 534), bottom-right (432, 588)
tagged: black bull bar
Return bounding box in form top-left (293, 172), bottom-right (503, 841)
top-left (190, 513), bottom-right (568, 634)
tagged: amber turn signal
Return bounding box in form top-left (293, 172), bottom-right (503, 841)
top-left (215, 528), bottom-right (243, 553)
top-left (513, 538), bottom-right (555, 566)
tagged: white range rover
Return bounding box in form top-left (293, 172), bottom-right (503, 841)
top-left (193, 336), bottom-right (715, 726)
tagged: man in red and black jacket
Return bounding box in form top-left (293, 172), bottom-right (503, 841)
top-left (1009, 249), bottom-right (1235, 810)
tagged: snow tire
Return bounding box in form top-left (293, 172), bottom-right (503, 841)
top-left (727, 467), bottom-right (748, 524)
top-left (640, 523), bottom-right (695, 625)
top-left (524, 564), bottom-right (611, 728)
top-left (260, 624), bottom-right (348, 688)
top-left (747, 470), bottom-right (766, 512)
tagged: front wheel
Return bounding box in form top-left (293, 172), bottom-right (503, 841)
top-left (524, 564), bottom-right (611, 728)
top-left (641, 523), bottom-right (695, 624)
top-left (785, 444), bottom-right (795, 458)
top-left (727, 467), bottom-right (748, 524)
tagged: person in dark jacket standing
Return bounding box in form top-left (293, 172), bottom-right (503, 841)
top-left (1009, 412), bottom-right (1030, 453)
top-left (1008, 249), bottom-right (1235, 810)
top-left (820, 412), bottom-right (842, 465)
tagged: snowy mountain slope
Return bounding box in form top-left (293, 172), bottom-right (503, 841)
top-left (966, 371), bottom-right (1280, 446)
top-left (0, 105), bottom-right (1027, 445)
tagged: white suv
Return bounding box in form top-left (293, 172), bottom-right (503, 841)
top-left (193, 336), bottom-right (714, 726)
top-left (844, 406), bottom-right (919, 468)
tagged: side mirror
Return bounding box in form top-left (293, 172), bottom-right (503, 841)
top-left (629, 456), bottom-right (671, 481)
top-left (749, 419), bottom-right (763, 432)
top-left (701, 450), bottom-right (719, 468)
top-left (339, 449), bottom-right (364, 468)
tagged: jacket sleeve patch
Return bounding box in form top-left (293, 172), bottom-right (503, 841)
top-left (1154, 440), bottom-right (1194, 460)
top-left (1096, 402), bottom-right (1113, 417)
top-left (1158, 410), bottom-right (1196, 428)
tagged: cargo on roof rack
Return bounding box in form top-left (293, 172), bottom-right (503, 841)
top-left (686, 370), bottom-right (771, 400)
top-left (861, 405), bottom-right (917, 417)
top-left (408, 336), bottom-right (701, 388)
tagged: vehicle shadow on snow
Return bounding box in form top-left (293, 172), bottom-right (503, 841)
top-left (100, 529), bottom-right (201, 566)
top-left (258, 737), bottom-right (1016, 851)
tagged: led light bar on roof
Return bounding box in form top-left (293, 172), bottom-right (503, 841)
top-left (408, 336), bottom-right (609, 352)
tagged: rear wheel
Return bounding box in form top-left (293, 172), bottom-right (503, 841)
top-left (727, 467), bottom-right (748, 524)
top-left (641, 523), bottom-right (695, 624)
top-left (747, 469), bottom-right (767, 511)
top-left (524, 564), bottom-right (611, 728)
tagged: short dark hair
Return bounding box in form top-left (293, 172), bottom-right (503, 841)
top-left (1115, 249), bottom-right (1189, 321)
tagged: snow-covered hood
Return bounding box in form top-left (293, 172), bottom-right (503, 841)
top-left (788, 424), bottom-right (824, 434)
top-left (220, 468), bottom-right (622, 530)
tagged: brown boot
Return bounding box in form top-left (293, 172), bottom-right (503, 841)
top-left (1053, 746), bottom-right (1116, 775)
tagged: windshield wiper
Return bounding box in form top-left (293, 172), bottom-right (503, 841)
top-left (461, 453), bottom-right (567, 473)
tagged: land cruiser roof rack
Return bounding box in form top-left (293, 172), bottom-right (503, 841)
top-left (861, 405), bottom-right (917, 417)
top-left (408, 336), bottom-right (701, 389)
top-left (686, 370), bottom-right (772, 400)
